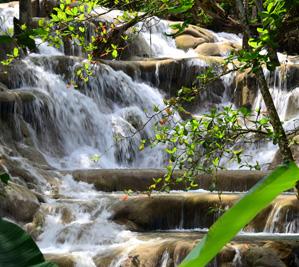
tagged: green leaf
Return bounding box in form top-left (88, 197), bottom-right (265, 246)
top-left (0, 218), bottom-right (58, 267)
top-left (13, 47), bottom-right (19, 57)
top-left (180, 162), bottom-right (299, 267)
top-left (0, 172), bottom-right (10, 184)
top-left (111, 49), bottom-right (118, 58)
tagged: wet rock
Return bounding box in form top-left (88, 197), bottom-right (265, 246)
top-left (120, 34), bottom-right (153, 59)
top-left (0, 82), bottom-right (8, 92)
top-left (263, 197), bottom-right (299, 233)
top-left (44, 253), bottom-right (76, 267)
top-left (0, 181), bottom-right (40, 222)
top-left (172, 24), bottom-right (215, 43)
top-left (111, 194), bottom-right (296, 232)
top-left (0, 90), bottom-right (36, 104)
top-left (175, 34), bottom-right (205, 50)
top-left (241, 246), bottom-right (286, 267)
top-left (111, 193), bottom-right (237, 231)
top-left (233, 70), bottom-right (258, 108)
top-left (106, 57), bottom-right (204, 95)
top-left (71, 169), bottom-right (266, 192)
top-left (93, 233), bottom-right (299, 267)
top-left (93, 249), bottom-right (124, 267)
top-left (195, 42), bottom-right (239, 57)
top-left (27, 55), bottom-right (226, 111)
top-left (281, 64), bottom-right (299, 91)
top-left (283, 89), bottom-right (299, 121)
top-left (269, 135), bottom-right (299, 169)
top-left (25, 209), bottom-right (46, 239)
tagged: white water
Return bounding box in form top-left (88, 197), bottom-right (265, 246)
top-left (1, 5), bottom-right (298, 266)
top-left (0, 3), bottom-right (18, 34)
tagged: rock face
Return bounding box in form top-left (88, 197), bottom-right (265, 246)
top-left (0, 90), bottom-right (36, 105)
top-left (195, 42), bottom-right (238, 57)
top-left (0, 182), bottom-right (40, 222)
top-left (93, 233), bottom-right (299, 267)
top-left (71, 169), bottom-right (266, 192)
top-left (111, 194), bottom-right (297, 232)
top-left (233, 70), bottom-right (258, 108)
top-left (175, 34), bottom-right (206, 50)
top-left (44, 254), bottom-right (76, 267)
top-left (269, 135), bottom-right (299, 169)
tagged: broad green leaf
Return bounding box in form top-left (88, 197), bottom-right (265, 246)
top-left (180, 162), bottom-right (299, 267)
top-left (0, 218), bottom-right (57, 267)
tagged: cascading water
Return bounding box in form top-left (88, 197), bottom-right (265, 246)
top-left (1, 4), bottom-right (299, 267)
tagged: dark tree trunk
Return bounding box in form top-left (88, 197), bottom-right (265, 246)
top-left (19, 0), bottom-right (32, 26)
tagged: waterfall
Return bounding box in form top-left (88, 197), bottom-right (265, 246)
top-left (3, 55), bottom-right (169, 169)
top-left (1, 4), bottom-right (299, 266)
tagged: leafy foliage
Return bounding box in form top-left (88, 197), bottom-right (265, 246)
top-left (0, 218), bottom-right (57, 267)
top-left (148, 104), bottom-right (273, 192)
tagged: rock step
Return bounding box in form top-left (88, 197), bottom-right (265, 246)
top-left (94, 236), bottom-right (299, 267)
top-left (45, 234), bottom-right (299, 267)
top-left (69, 169), bottom-right (267, 192)
top-left (111, 193), bottom-right (298, 232)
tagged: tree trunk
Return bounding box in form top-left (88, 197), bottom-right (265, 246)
top-left (255, 67), bottom-right (294, 163)
top-left (235, 0), bottom-right (297, 191)
top-left (19, 0), bottom-right (32, 26)
top-left (235, 0), bottom-right (293, 161)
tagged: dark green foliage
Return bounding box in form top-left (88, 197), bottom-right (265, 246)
top-left (0, 218), bottom-right (57, 267)
top-left (0, 172), bottom-right (10, 184)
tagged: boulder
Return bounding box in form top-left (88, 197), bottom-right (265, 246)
top-left (175, 34), bottom-right (205, 50)
top-left (241, 246), bottom-right (286, 267)
top-left (233, 70), bottom-right (258, 108)
top-left (195, 42), bottom-right (238, 57)
top-left (0, 181), bottom-right (40, 222)
top-left (171, 23), bottom-right (215, 43)
top-left (25, 209), bottom-right (46, 239)
top-left (44, 254), bottom-right (76, 267)
top-left (120, 34), bottom-right (153, 59)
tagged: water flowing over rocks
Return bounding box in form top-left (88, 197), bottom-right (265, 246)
top-left (111, 194), bottom-right (298, 232)
top-left (0, 4), bottom-right (299, 267)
